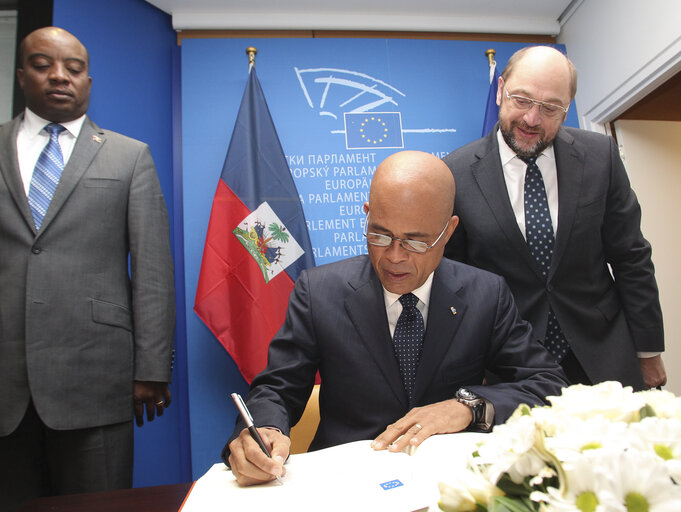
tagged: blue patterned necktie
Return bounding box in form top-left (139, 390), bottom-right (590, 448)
top-left (521, 155), bottom-right (569, 362)
top-left (393, 293), bottom-right (425, 402)
top-left (28, 123), bottom-right (66, 230)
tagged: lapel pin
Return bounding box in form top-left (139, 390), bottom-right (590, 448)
top-left (92, 135), bottom-right (102, 143)
top-left (450, 307), bottom-right (457, 315)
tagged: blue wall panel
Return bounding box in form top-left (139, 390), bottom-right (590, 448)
top-left (44, 2), bottom-right (579, 482)
top-left (53, 0), bottom-right (191, 487)
top-left (181, 37), bottom-right (578, 478)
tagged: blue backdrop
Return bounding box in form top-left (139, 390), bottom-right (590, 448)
top-left (182, 37), bottom-right (578, 478)
top-left (45, 0), bottom-right (581, 485)
top-left (53, 0), bottom-right (191, 486)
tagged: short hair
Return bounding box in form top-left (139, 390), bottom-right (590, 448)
top-left (501, 46), bottom-right (578, 100)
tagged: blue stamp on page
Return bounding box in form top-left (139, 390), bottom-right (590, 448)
top-left (380, 479), bottom-right (404, 490)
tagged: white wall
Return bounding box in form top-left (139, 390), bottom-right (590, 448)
top-left (614, 120), bottom-right (681, 395)
top-left (558, 2), bottom-right (681, 393)
top-left (558, 0), bottom-right (681, 129)
top-left (0, 12), bottom-right (16, 124)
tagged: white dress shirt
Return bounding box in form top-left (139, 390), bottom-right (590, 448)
top-left (383, 273), bottom-right (433, 337)
top-left (16, 108), bottom-right (87, 195)
top-left (495, 129), bottom-right (656, 359)
top-left (497, 129), bottom-right (559, 238)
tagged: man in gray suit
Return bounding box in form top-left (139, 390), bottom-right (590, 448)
top-left (0, 27), bottom-right (175, 510)
top-left (444, 46), bottom-right (666, 391)
top-left (225, 150), bottom-right (567, 486)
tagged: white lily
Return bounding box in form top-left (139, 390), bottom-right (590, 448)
top-left (438, 468), bottom-right (503, 512)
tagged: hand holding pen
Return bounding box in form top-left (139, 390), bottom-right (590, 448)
top-left (230, 393), bottom-right (286, 485)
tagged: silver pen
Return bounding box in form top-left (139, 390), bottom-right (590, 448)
top-left (231, 393), bottom-right (284, 484)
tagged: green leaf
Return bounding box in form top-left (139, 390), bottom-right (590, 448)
top-left (496, 474), bottom-right (531, 497)
top-left (489, 496), bottom-right (537, 512)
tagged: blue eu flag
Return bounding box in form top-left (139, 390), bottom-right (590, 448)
top-left (344, 112), bottom-right (404, 149)
top-left (482, 67), bottom-right (500, 136)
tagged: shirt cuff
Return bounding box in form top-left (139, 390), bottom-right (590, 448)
top-left (638, 352), bottom-right (661, 358)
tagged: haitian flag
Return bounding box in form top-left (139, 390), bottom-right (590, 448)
top-left (482, 63), bottom-right (500, 136)
top-left (194, 67), bottom-right (315, 383)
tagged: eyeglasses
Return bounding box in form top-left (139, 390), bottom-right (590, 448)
top-left (504, 87), bottom-right (568, 119)
top-left (363, 215), bottom-right (450, 253)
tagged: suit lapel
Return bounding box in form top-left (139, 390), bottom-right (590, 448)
top-left (0, 116), bottom-right (38, 233)
top-left (551, 128), bottom-right (584, 278)
top-left (411, 264), bottom-right (466, 404)
top-left (345, 264), bottom-right (408, 407)
top-left (470, 131), bottom-right (540, 277)
top-left (39, 117), bottom-right (105, 233)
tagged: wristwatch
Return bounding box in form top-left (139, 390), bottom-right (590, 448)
top-left (456, 388), bottom-right (486, 428)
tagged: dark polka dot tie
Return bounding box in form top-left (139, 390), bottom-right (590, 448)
top-left (393, 293), bottom-right (425, 402)
top-left (521, 156), bottom-right (569, 362)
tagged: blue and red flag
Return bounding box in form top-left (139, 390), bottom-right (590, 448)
top-left (194, 67), bottom-right (315, 383)
top-left (482, 63), bottom-right (500, 136)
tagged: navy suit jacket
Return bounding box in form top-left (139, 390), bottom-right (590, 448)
top-left (223, 255), bottom-right (566, 459)
top-left (444, 126), bottom-right (664, 390)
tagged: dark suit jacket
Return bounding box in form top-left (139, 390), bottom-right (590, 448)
top-left (223, 255), bottom-right (566, 459)
top-left (443, 126), bottom-right (664, 390)
top-left (0, 114), bottom-right (175, 435)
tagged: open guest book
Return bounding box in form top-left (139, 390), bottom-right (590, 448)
top-left (179, 432), bottom-right (488, 512)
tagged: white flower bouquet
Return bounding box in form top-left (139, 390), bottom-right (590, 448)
top-left (438, 382), bottom-right (681, 512)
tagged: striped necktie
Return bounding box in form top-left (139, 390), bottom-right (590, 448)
top-left (28, 123), bottom-right (67, 230)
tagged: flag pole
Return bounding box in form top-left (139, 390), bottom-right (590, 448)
top-left (246, 46), bottom-right (257, 71)
top-left (485, 48), bottom-right (496, 66)
top-left (481, 48), bottom-right (500, 136)
top-left (485, 48), bottom-right (496, 84)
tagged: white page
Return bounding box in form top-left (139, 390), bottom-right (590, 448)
top-left (180, 433), bottom-right (488, 512)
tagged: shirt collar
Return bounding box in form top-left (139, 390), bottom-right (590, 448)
top-left (496, 128), bottom-right (556, 167)
top-left (23, 108), bottom-right (87, 140)
top-left (383, 272), bottom-right (434, 309)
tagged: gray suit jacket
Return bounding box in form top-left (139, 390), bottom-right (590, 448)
top-left (223, 255), bottom-right (567, 459)
top-left (443, 126), bottom-right (663, 390)
top-left (0, 115), bottom-right (175, 435)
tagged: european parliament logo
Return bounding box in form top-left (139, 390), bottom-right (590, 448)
top-left (293, 66), bottom-right (455, 149)
top-left (344, 112), bottom-right (404, 150)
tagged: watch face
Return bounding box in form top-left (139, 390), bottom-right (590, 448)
top-left (458, 388), bottom-right (476, 401)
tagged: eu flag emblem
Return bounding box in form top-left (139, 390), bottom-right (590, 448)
top-left (344, 112), bottom-right (404, 150)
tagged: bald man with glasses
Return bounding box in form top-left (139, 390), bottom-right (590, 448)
top-left (444, 46), bottom-right (665, 391)
top-left (223, 150), bottom-right (567, 486)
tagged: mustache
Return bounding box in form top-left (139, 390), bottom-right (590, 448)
top-left (514, 121), bottom-right (544, 135)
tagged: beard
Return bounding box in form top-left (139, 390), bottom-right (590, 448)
top-left (499, 119), bottom-right (553, 158)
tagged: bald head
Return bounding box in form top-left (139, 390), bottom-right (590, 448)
top-left (17, 26), bottom-right (91, 123)
top-left (370, 150), bottom-right (455, 226)
top-left (502, 45), bottom-right (577, 100)
top-left (364, 151), bottom-right (458, 294)
top-left (19, 27), bottom-right (89, 68)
